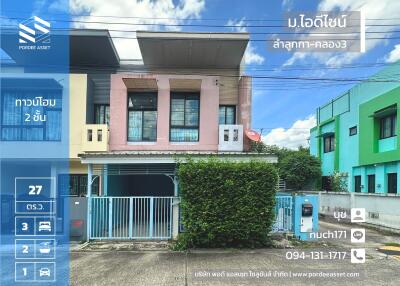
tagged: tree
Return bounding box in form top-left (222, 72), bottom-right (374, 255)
top-left (279, 151), bottom-right (321, 190)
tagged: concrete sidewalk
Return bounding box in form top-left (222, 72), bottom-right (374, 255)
top-left (70, 220), bottom-right (400, 286)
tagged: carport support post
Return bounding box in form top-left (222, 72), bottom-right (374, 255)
top-left (172, 177), bottom-right (179, 239)
top-left (86, 164), bottom-right (93, 242)
top-left (102, 165), bottom-right (108, 196)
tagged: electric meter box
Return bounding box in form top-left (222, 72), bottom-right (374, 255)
top-left (292, 194), bottom-right (319, 240)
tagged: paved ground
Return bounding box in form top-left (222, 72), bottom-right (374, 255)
top-left (70, 219), bottom-right (400, 286)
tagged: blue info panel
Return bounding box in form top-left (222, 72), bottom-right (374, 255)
top-left (0, 1), bottom-right (70, 285)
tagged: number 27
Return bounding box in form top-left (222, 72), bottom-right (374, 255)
top-left (28, 185), bottom-right (42, 195)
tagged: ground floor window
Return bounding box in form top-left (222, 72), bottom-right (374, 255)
top-left (58, 174), bottom-right (99, 196)
top-left (368, 175), bottom-right (375, 193)
top-left (354, 175), bottom-right (362, 193)
top-left (388, 173), bottom-right (398, 194)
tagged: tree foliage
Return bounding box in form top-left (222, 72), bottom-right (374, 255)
top-left (251, 141), bottom-right (321, 190)
top-left (279, 151), bottom-right (321, 190)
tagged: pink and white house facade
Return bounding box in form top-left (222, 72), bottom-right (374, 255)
top-left (78, 31), bottom-right (277, 240)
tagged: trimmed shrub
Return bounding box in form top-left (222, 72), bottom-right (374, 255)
top-left (177, 159), bottom-right (278, 249)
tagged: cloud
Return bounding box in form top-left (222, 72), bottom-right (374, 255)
top-left (262, 115), bottom-right (316, 150)
top-left (282, 0), bottom-right (294, 11)
top-left (283, 0), bottom-right (400, 67)
top-left (384, 44), bottom-right (400, 63)
top-left (226, 18), bottom-right (265, 65)
top-left (66, 0), bottom-right (205, 59)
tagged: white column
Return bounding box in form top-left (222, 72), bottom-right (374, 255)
top-left (86, 164), bottom-right (93, 241)
top-left (50, 163), bottom-right (57, 199)
top-left (172, 176), bottom-right (180, 239)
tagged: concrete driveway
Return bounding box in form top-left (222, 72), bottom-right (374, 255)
top-left (70, 220), bottom-right (400, 286)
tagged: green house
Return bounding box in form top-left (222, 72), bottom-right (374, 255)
top-left (310, 63), bottom-right (400, 194)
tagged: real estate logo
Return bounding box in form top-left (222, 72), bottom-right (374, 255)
top-left (18, 16), bottom-right (51, 50)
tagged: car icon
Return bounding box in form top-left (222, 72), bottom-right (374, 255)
top-left (38, 221), bottom-right (52, 232)
top-left (39, 267), bottom-right (51, 277)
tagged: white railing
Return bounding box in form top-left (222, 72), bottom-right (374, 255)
top-left (218, 124), bottom-right (243, 152)
top-left (89, 197), bottom-right (173, 240)
top-left (82, 124), bottom-right (109, 152)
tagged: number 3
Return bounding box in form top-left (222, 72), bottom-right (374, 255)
top-left (22, 222), bottom-right (28, 231)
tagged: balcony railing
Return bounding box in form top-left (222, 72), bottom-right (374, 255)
top-left (218, 124), bottom-right (243, 152)
top-left (82, 124), bottom-right (109, 152)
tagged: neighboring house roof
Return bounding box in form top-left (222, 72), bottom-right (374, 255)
top-left (70, 29), bottom-right (120, 68)
top-left (0, 78), bottom-right (62, 90)
top-left (136, 31), bottom-right (250, 69)
top-left (1, 29), bottom-right (120, 69)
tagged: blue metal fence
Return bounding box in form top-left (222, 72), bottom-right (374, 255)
top-left (272, 195), bottom-right (293, 233)
top-left (89, 197), bottom-right (173, 240)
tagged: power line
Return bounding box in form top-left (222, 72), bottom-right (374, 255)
top-left (3, 24), bottom-right (399, 36)
top-left (3, 16), bottom-right (400, 28)
top-left (2, 10), bottom-right (400, 22)
top-left (4, 61), bottom-right (400, 82)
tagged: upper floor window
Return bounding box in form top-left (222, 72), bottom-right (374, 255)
top-left (349, 126), bottom-right (357, 136)
top-left (94, 104), bottom-right (110, 125)
top-left (380, 114), bottom-right (397, 139)
top-left (170, 92), bottom-right (200, 142)
top-left (219, 105), bottom-right (236, 125)
top-left (1, 90), bottom-right (62, 141)
top-left (323, 134), bottom-right (335, 153)
top-left (127, 92), bottom-right (157, 142)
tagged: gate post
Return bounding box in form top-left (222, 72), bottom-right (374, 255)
top-left (172, 177), bottom-right (180, 239)
top-left (129, 197), bottom-right (133, 238)
top-left (108, 197), bottom-right (113, 238)
top-left (149, 198), bottom-right (154, 238)
top-left (87, 164), bottom-right (93, 241)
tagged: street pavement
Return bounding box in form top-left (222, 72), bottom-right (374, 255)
top-left (70, 219), bottom-right (400, 286)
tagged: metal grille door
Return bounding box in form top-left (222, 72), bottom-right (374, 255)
top-left (89, 197), bottom-right (173, 240)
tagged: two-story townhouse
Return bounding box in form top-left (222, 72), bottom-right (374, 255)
top-left (78, 31), bottom-right (277, 240)
top-left (1, 29), bottom-right (277, 241)
top-left (310, 62), bottom-right (400, 195)
top-left (0, 29), bottom-right (117, 238)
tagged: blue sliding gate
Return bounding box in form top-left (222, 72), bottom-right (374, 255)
top-left (89, 197), bottom-right (173, 240)
top-left (272, 195), bottom-right (293, 233)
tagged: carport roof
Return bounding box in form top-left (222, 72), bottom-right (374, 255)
top-left (79, 151), bottom-right (277, 164)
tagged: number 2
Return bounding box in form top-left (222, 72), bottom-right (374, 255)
top-left (22, 245), bottom-right (29, 253)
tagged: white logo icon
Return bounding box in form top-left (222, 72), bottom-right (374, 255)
top-left (351, 228), bottom-right (365, 243)
top-left (19, 16), bottom-right (50, 44)
top-left (351, 248), bottom-right (366, 264)
top-left (39, 242), bottom-right (51, 254)
top-left (351, 208), bottom-right (366, 223)
top-left (38, 221), bottom-right (52, 232)
top-left (39, 267), bottom-right (51, 277)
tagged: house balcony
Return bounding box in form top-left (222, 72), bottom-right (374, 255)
top-left (218, 124), bottom-right (244, 152)
top-left (82, 124), bottom-right (109, 152)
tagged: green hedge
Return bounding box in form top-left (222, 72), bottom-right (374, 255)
top-left (177, 159), bottom-right (278, 248)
